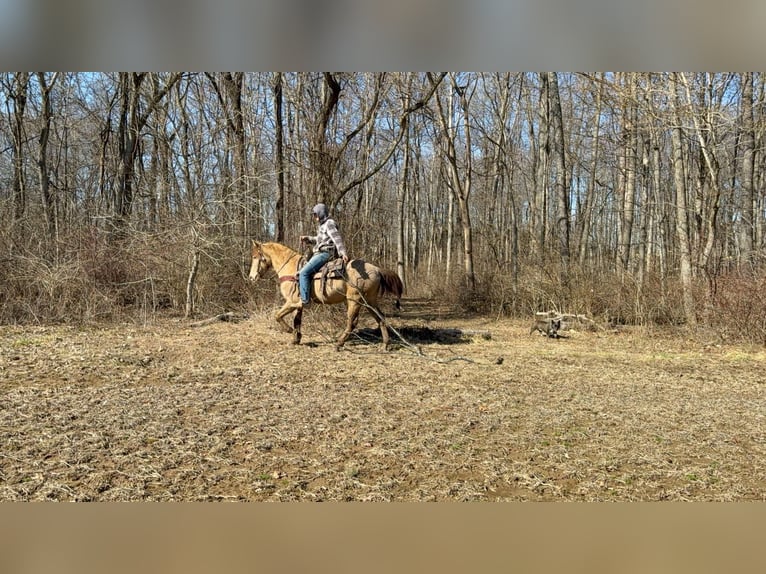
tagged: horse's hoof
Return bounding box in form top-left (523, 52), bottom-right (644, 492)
top-left (293, 333), bottom-right (302, 345)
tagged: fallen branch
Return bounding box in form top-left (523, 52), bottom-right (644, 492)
top-left (443, 328), bottom-right (492, 340)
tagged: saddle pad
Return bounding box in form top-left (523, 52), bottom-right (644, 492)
top-left (318, 258), bottom-right (345, 278)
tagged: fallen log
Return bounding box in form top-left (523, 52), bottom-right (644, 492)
top-left (530, 317), bottom-right (562, 338)
top-left (531, 311), bottom-right (600, 336)
top-left (189, 312), bottom-right (247, 327)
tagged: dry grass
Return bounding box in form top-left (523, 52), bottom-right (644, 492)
top-left (1, 299), bottom-right (764, 501)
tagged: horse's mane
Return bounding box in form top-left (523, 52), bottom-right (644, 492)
top-left (262, 241), bottom-right (299, 257)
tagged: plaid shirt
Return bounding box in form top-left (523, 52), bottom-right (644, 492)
top-left (308, 218), bottom-right (348, 258)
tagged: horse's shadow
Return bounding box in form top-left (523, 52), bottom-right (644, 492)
top-left (350, 326), bottom-right (474, 347)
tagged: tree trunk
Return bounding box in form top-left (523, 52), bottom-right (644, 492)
top-left (532, 73), bottom-right (549, 260)
top-left (490, 73), bottom-right (519, 284)
top-left (434, 75), bottom-right (476, 289)
top-left (185, 249), bottom-right (200, 319)
top-left (313, 72), bottom-right (341, 205)
top-left (9, 73), bottom-right (29, 222)
top-left (651, 141), bottom-right (665, 278)
top-left (670, 73), bottom-right (697, 327)
top-left (679, 73), bottom-right (722, 277)
top-left (116, 73), bottom-right (181, 231)
top-left (36, 73), bottom-right (58, 241)
top-left (396, 112), bottom-right (410, 289)
top-left (206, 72), bottom-right (248, 234)
top-left (740, 72), bottom-right (755, 266)
top-left (116, 72), bottom-right (143, 225)
top-left (578, 74), bottom-right (602, 267)
top-left (273, 72), bottom-right (286, 242)
top-left (457, 79), bottom-right (476, 289)
top-left (223, 73), bottom-right (248, 237)
top-left (618, 73), bottom-right (637, 272)
top-left (548, 72), bottom-right (570, 271)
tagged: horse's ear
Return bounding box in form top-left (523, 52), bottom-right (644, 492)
top-left (252, 240), bottom-right (260, 249)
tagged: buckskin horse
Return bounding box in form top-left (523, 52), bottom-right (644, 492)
top-left (249, 241), bottom-right (403, 350)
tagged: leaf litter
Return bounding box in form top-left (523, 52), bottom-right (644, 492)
top-left (1, 303), bottom-right (764, 501)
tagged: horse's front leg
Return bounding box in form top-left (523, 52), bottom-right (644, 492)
top-left (275, 302), bottom-right (299, 333)
top-left (292, 308), bottom-right (303, 345)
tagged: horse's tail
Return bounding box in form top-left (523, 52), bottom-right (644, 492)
top-left (379, 269), bottom-right (403, 310)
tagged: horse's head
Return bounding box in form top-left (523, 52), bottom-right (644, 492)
top-left (249, 241), bottom-right (271, 281)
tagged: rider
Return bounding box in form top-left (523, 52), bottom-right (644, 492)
top-left (299, 203), bottom-right (349, 307)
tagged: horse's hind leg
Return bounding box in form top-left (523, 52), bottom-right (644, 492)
top-left (336, 300), bottom-right (361, 350)
top-left (370, 305), bottom-right (390, 350)
top-left (292, 308), bottom-right (303, 344)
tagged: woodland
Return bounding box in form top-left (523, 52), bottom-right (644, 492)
top-left (2, 72), bottom-right (765, 343)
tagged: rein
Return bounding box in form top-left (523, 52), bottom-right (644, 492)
top-left (274, 251), bottom-right (299, 282)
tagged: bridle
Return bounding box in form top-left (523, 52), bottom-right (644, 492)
top-left (253, 249), bottom-right (299, 282)
top-left (252, 252), bottom-right (267, 277)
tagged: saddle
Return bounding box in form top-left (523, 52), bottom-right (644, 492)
top-left (292, 257), bottom-right (346, 297)
top-left (318, 258), bottom-right (346, 296)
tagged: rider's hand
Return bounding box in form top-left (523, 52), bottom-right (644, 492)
top-left (342, 255), bottom-right (349, 263)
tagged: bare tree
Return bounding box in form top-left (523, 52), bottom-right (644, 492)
top-left (4, 71), bottom-right (766, 335)
top-left (548, 72), bottom-right (571, 270)
top-left (34, 72), bottom-right (59, 241)
top-left (482, 72), bottom-right (521, 281)
top-left (273, 72), bottom-right (286, 242)
top-left (670, 73), bottom-right (697, 327)
top-left (206, 72), bottom-right (252, 235)
top-left (530, 73), bottom-right (549, 260)
top-left (679, 73), bottom-right (725, 279)
top-left (115, 73), bottom-right (181, 229)
top-left (617, 73), bottom-right (638, 272)
top-left (395, 74), bottom-right (413, 289)
top-left (577, 74), bottom-right (603, 267)
top-left (739, 72), bottom-right (756, 266)
top-left (433, 73), bottom-right (477, 289)
top-left (4, 73), bottom-right (30, 222)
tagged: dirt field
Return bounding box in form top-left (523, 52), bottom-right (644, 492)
top-left (1, 299), bottom-right (764, 501)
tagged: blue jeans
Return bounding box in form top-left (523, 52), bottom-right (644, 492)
top-left (299, 251), bottom-right (330, 304)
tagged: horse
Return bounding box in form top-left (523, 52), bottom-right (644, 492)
top-left (249, 241), bottom-right (403, 350)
